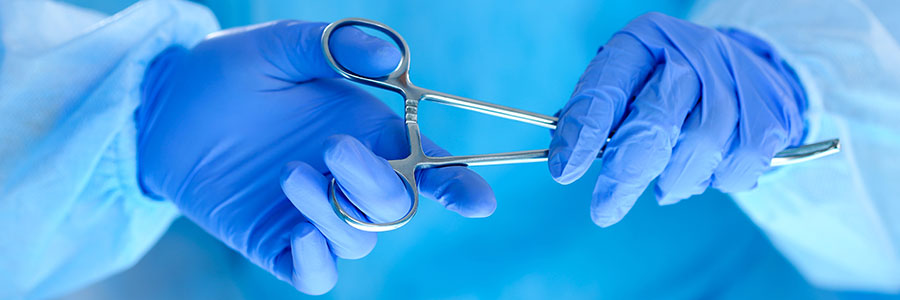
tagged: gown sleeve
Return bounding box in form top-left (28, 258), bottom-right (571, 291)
top-left (0, 0), bottom-right (218, 298)
top-left (691, 0), bottom-right (900, 292)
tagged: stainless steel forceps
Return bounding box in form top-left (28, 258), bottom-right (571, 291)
top-left (320, 18), bottom-right (841, 232)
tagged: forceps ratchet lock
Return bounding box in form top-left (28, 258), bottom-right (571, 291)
top-left (320, 18), bottom-right (841, 232)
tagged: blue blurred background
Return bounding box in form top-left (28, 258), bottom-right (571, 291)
top-left (56, 0), bottom-right (895, 299)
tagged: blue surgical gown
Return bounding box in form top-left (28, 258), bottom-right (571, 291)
top-left (2, 0), bottom-right (899, 299)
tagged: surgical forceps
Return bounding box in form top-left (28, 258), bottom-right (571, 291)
top-left (321, 18), bottom-right (841, 232)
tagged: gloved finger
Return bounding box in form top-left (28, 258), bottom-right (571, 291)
top-left (281, 161), bottom-right (376, 259)
top-left (590, 58), bottom-right (699, 227)
top-left (548, 33), bottom-right (656, 185)
top-left (371, 119), bottom-right (497, 218)
top-left (418, 138), bottom-right (496, 218)
top-left (263, 21), bottom-right (401, 82)
top-left (271, 222), bottom-right (338, 295)
top-left (711, 138), bottom-right (775, 193)
top-left (290, 223), bottom-right (338, 295)
top-left (711, 97), bottom-right (790, 193)
top-left (654, 65), bottom-right (740, 205)
top-left (324, 134), bottom-right (412, 224)
top-left (653, 101), bottom-right (736, 205)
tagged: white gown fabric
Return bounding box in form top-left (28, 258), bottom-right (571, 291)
top-left (0, 1), bottom-right (217, 298)
top-left (693, 0), bottom-right (900, 293)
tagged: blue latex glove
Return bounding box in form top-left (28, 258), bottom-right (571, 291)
top-left (548, 13), bottom-right (806, 227)
top-left (137, 21), bottom-right (496, 294)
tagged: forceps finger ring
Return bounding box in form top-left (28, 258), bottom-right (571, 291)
top-left (320, 18), bottom-right (842, 233)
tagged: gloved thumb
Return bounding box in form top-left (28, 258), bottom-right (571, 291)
top-left (265, 20), bottom-right (401, 81)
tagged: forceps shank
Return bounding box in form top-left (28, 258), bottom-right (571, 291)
top-left (421, 89), bottom-right (557, 129)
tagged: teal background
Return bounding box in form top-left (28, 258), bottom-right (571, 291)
top-left (58, 0), bottom-right (892, 299)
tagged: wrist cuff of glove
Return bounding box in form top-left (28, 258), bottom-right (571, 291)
top-left (135, 46), bottom-right (190, 200)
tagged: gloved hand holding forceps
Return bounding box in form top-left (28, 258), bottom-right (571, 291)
top-left (549, 13), bottom-right (819, 227)
top-left (137, 20), bottom-right (496, 294)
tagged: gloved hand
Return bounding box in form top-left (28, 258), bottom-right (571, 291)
top-left (137, 21), bottom-right (496, 294)
top-left (548, 13), bottom-right (806, 227)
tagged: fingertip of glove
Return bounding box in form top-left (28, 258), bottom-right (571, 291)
top-left (367, 40), bottom-right (402, 75)
top-left (281, 162), bottom-right (320, 195)
top-left (552, 174), bottom-right (578, 185)
top-left (323, 135), bottom-right (363, 163)
top-left (295, 276), bottom-right (337, 296)
top-left (447, 190), bottom-right (496, 219)
top-left (590, 178), bottom-right (641, 228)
top-left (547, 153), bottom-right (566, 180)
top-left (328, 224), bottom-right (377, 260)
top-left (427, 166), bottom-right (497, 218)
top-left (336, 236), bottom-right (376, 260)
top-left (289, 223), bottom-right (339, 296)
top-left (589, 198), bottom-right (620, 228)
top-left (654, 185), bottom-right (683, 206)
top-left (590, 210), bottom-right (622, 228)
top-left (323, 134), bottom-right (355, 148)
top-left (656, 196), bottom-right (682, 206)
top-left (453, 193), bottom-right (497, 219)
top-left (589, 197), bottom-right (625, 228)
top-left (280, 161), bottom-right (305, 183)
top-left (292, 222), bottom-right (320, 239)
top-left (331, 26), bottom-right (401, 78)
top-left (548, 152), bottom-right (583, 185)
